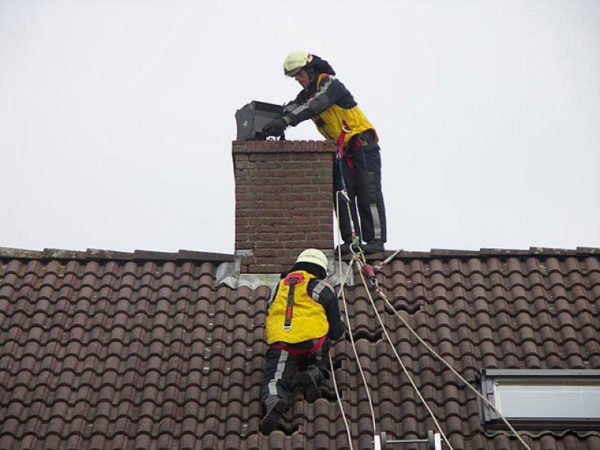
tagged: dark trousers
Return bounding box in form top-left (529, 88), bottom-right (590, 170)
top-left (333, 131), bottom-right (387, 244)
top-left (260, 338), bottom-right (331, 410)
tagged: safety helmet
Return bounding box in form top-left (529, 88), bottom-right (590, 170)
top-left (283, 50), bottom-right (313, 77)
top-left (296, 248), bottom-right (328, 275)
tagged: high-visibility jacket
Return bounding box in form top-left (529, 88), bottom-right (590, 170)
top-left (284, 73), bottom-right (376, 145)
top-left (311, 74), bottom-right (374, 144)
top-left (266, 270), bottom-right (329, 344)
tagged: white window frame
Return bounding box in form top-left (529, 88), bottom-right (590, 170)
top-left (479, 369), bottom-right (600, 430)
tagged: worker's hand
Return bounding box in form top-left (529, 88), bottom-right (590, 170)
top-left (263, 117), bottom-right (287, 137)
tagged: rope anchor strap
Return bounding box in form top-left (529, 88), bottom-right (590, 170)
top-left (360, 263), bottom-right (378, 290)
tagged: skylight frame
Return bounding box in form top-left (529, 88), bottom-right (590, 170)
top-left (479, 369), bottom-right (600, 431)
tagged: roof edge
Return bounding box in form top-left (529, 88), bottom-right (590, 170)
top-left (373, 247), bottom-right (600, 260)
top-left (1, 246), bottom-right (598, 264)
top-left (0, 247), bottom-right (234, 263)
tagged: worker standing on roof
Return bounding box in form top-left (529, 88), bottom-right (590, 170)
top-left (260, 248), bottom-right (346, 434)
top-left (263, 51), bottom-right (387, 254)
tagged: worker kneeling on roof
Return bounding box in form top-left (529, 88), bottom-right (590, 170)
top-left (260, 248), bottom-right (346, 434)
top-left (263, 51), bottom-right (387, 254)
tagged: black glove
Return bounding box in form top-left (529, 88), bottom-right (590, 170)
top-left (263, 116), bottom-right (287, 137)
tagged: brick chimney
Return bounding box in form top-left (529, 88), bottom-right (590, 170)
top-left (232, 140), bottom-right (337, 274)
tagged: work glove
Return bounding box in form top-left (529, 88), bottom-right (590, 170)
top-left (263, 116), bottom-right (288, 137)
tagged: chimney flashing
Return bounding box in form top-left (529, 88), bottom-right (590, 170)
top-left (215, 257), bottom-right (354, 290)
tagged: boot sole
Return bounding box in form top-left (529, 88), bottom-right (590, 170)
top-left (259, 399), bottom-right (286, 434)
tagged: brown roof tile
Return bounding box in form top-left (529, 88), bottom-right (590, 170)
top-left (1, 247), bottom-right (600, 449)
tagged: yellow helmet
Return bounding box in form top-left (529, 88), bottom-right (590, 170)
top-left (296, 248), bottom-right (328, 275)
top-left (283, 50), bottom-right (313, 77)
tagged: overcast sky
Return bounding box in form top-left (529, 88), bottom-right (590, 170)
top-left (1, 0), bottom-right (599, 255)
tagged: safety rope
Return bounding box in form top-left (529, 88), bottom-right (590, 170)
top-left (334, 192), bottom-right (378, 446)
top-left (333, 174), bottom-right (451, 447)
top-left (339, 259), bottom-right (378, 436)
top-left (373, 282), bottom-right (533, 450)
top-left (329, 352), bottom-right (354, 450)
top-left (335, 126), bottom-right (362, 252)
top-left (331, 138), bottom-right (531, 448)
top-left (332, 133), bottom-right (451, 448)
top-left (356, 268), bottom-right (454, 450)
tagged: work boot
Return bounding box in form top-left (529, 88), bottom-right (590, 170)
top-left (299, 366), bottom-right (322, 402)
top-left (260, 395), bottom-right (286, 434)
top-left (363, 240), bottom-right (385, 254)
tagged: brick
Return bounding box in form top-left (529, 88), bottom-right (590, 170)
top-left (233, 140), bottom-right (334, 273)
top-left (305, 230), bottom-right (326, 238)
top-left (278, 232), bottom-right (304, 241)
top-left (235, 233), bottom-right (251, 243)
top-left (253, 224), bottom-right (282, 233)
top-left (255, 233), bottom-right (278, 242)
top-left (254, 248), bottom-right (278, 257)
top-left (262, 185), bottom-right (284, 193)
top-left (285, 177), bottom-right (312, 185)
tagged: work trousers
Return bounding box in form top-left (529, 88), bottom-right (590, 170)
top-left (260, 337), bottom-right (331, 410)
top-left (333, 131), bottom-right (387, 244)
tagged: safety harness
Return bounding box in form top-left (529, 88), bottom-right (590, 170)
top-left (266, 270), bottom-right (329, 344)
top-left (272, 271), bottom-right (328, 360)
top-left (272, 335), bottom-right (327, 362)
top-left (282, 272), bottom-right (302, 331)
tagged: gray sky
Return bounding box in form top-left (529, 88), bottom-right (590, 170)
top-left (1, 0), bottom-right (599, 254)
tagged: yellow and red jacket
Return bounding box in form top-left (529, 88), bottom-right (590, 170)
top-left (284, 73), bottom-right (377, 145)
top-left (266, 270), bottom-right (343, 344)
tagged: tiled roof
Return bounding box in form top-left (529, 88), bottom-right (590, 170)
top-left (1, 247), bottom-right (599, 449)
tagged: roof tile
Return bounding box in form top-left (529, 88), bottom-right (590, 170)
top-left (1, 248), bottom-right (600, 448)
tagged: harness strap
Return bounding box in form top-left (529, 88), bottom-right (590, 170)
top-left (282, 272), bottom-right (305, 331)
top-left (283, 277), bottom-right (297, 331)
top-left (336, 120), bottom-right (351, 157)
top-left (335, 121), bottom-right (362, 248)
top-left (338, 120), bottom-right (361, 175)
top-left (272, 336), bottom-right (327, 360)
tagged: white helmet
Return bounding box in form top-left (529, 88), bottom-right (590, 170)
top-left (296, 248), bottom-right (328, 275)
top-left (283, 50), bottom-right (313, 77)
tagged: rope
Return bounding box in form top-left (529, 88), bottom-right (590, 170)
top-left (331, 165), bottom-right (531, 448)
top-left (329, 353), bottom-right (354, 450)
top-left (335, 192), bottom-right (378, 438)
top-left (357, 268), bottom-right (455, 450)
top-left (374, 248), bottom-right (402, 271)
top-left (335, 181), bottom-right (446, 446)
top-left (375, 284), bottom-right (533, 450)
top-left (338, 260), bottom-right (378, 436)
top-left (333, 156), bottom-right (449, 447)
top-left (336, 191), bottom-right (377, 442)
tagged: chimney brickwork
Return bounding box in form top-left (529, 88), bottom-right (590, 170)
top-left (232, 140), bottom-right (337, 274)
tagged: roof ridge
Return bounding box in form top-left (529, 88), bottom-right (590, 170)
top-left (1, 246), bottom-right (598, 264)
top-left (0, 247), bottom-right (234, 263)
top-left (378, 247), bottom-right (600, 259)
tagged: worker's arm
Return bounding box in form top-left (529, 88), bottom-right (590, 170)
top-left (309, 279), bottom-right (346, 340)
top-left (284, 76), bottom-right (356, 126)
top-left (263, 76), bottom-right (356, 137)
top-left (266, 282), bottom-right (280, 311)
